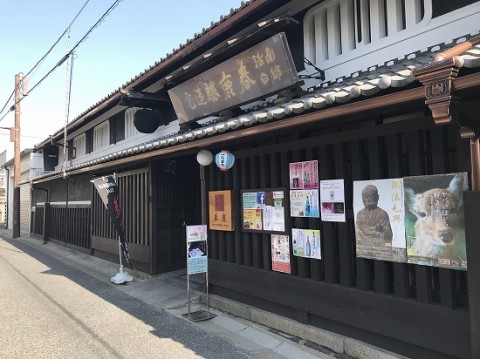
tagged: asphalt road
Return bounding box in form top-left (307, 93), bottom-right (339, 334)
top-left (0, 237), bottom-right (252, 359)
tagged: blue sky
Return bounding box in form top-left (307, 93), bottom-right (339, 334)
top-left (0, 0), bottom-right (243, 154)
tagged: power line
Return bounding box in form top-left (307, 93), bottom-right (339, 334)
top-left (0, 0), bottom-right (122, 122)
top-left (0, 0), bottom-right (91, 121)
top-left (25, 0), bottom-right (91, 82)
top-left (0, 92), bottom-right (14, 119)
top-left (24, 0), bottom-right (123, 102)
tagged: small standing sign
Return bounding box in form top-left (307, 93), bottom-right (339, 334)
top-left (184, 225), bottom-right (216, 321)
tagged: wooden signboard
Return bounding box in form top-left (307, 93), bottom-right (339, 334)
top-left (208, 190), bottom-right (234, 231)
top-left (168, 32), bottom-right (299, 123)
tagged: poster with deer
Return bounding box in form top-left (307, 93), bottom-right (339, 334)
top-left (404, 172), bottom-right (468, 270)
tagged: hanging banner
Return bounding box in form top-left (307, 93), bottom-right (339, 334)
top-left (92, 176), bottom-right (133, 269)
top-left (186, 225), bottom-right (208, 274)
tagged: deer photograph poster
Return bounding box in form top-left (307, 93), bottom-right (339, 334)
top-left (404, 172), bottom-right (468, 270)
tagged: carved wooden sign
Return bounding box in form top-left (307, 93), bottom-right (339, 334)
top-left (208, 190), bottom-right (234, 231)
top-left (168, 32), bottom-right (299, 123)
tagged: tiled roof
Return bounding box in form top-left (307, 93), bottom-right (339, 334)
top-left (28, 39), bottom-right (480, 183)
top-left (58, 1), bottom-right (252, 131)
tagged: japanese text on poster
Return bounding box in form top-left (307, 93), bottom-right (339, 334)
top-left (404, 172), bottom-right (468, 270)
top-left (292, 228), bottom-right (321, 260)
top-left (242, 190), bottom-right (286, 232)
top-left (186, 225), bottom-right (208, 274)
top-left (290, 189), bottom-right (319, 218)
top-left (271, 234), bottom-right (291, 273)
top-left (289, 160), bottom-right (319, 189)
top-left (320, 179), bottom-right (346, 222)
top-left (353, 179), bottom-right (406, 262)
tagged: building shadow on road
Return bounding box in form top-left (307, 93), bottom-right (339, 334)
top-left (0, 234), bottom-right (249, 359)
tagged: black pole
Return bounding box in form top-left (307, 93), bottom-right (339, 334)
top-left (13, 187), bottom-right (20, 238)
top-left (464, 190), bottom-right (480, 358)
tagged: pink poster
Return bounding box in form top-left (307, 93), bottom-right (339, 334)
top-left (289, 160), bottom-right (318, 189)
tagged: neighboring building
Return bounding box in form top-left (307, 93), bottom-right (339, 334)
top-left (3, 149), bottom-right (42, 233)
top-left (0, 169), bottom-right (6, 225)
top-left (0, 150), bottom-right (7, 226)
top-left (25, 1), bottom-right (480, 358)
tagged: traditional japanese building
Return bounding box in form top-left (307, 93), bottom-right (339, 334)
top-left (27, 1), bottom-right (480, 357)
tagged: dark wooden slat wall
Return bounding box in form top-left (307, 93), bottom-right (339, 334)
top-left (207, 114), bottom-right (470, 357)
top-left (32, 207), bottom-right (44, 236)
top-left (117, 169), bottom-right (151, 247)
top-left (91, 169), bottom-right (150, 247)
top-left (40, 205), bottom-right (90, 250)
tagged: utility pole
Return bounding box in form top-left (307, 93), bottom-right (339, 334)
top-left (13, 74), bottom-right (21, 238)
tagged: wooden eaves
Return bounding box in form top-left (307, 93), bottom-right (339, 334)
top-left (29, 70), bottom-right (480, 184)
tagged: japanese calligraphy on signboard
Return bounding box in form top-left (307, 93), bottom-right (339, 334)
top-left (208, 190), bottom-right (234, 231)
top-left (168, 32), bottom-right (299, 123)
top-left (241, 188), bottom-right (286, 233)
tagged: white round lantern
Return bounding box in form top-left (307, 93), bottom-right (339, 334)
top-left (215, 150), bottom-right (235, 171)
top-left (196, 150), bottom-right (213, 166)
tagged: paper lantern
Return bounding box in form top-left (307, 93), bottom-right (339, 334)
top-left (215, 150), bottom-right (235, 171)
top-left (196, 150), bottom-right (213, 166)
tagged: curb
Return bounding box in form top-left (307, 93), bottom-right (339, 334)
top-left (203, 293), bottom-right (409, 359)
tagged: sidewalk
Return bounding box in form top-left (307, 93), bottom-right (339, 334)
top-left (0, 229), bottom-right (408, 359)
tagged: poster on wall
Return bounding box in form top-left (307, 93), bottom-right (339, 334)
top-left (404, 172), bottom-right (468, 270)
top-left (292, 228), bottom-right (321, 259)
top-left (290, 189), bottom-right (320, 218)
top-left (186, 225), bottom-right (208, 274)
top-left (208, 190), bottom-right (234, 231)
top-left (320, 179), bottom-right (346, 222)
top-left (289, 160), bottom-right (319, 189)
top-left (271, 234), bottom-right (291, 273)
top-left (242, 189), bottom-right (286, 233)
top-left (353, 178), bottom-right (407, 262)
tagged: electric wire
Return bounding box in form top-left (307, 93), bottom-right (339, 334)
top-left (0, 0), bottom-right (121, 123)
top-left (25, 0), bottom-right (91, 82)
top-left (62, 28), bottom-right (74, 175)
top-left (0, 0), bottom-right (90, 121)
top-left (24, 0), bottom-right (123, 102)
